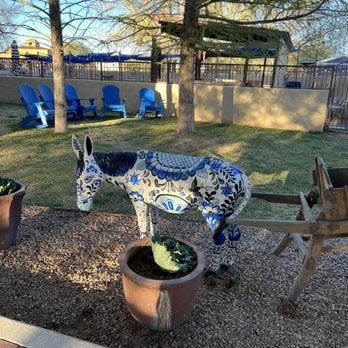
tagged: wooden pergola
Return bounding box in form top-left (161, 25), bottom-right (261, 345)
top-left (154, 15), bottom-right (295, 85)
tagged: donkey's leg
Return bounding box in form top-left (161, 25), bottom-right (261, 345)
top-left (132, 200), bottom-right (149, 239)
top-left (220, 224), bottom-right (241, 270)
top-left (148, 206), bottom-right (159, 236)
top-left (205, 221), bottom-right (228, 277)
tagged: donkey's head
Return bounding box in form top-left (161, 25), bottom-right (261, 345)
top-left (72, 135), bottom-right (104, 211)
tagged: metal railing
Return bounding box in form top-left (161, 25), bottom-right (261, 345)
top-left (1, 57), bottom-right (343, 89)
top-left (0, 57), bottom-right (339, 90)
top-left (2, 56), bottom-right (348, 131)
top-left (325, 65), bottom-right (348, 132)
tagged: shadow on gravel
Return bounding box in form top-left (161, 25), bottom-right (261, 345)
top-left (0, 206), bottom-right (347, 348)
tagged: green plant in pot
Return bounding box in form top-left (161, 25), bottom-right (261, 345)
top-left (151, 234), bottom-right (198, 273)
top-left (0, 177), bottom-right (26, 250)
top-left (0, 178), bottom-right (19, 195)
top-left (119, 234), bottom-right (205, 332)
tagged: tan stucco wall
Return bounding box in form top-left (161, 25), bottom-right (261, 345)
top-left (195, 84), bottom-right (224, 123)
top-left (231, 87), bottom-right (329, 132)
top-left (154, 83), bottom-right (229, 124)
top-left (0, 76), bottom-right (329, 132)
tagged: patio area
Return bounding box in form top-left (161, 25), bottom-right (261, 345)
top-left (0, 205), bottom-right (346, 347)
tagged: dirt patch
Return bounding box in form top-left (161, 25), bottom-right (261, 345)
top-left (0, 205), bottom-right (347, 348)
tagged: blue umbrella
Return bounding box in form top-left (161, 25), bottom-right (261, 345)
top-left (10, 40), bottom-right (20, 76)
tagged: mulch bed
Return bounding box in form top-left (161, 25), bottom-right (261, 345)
top-left (0, 205), bottom-right (347, 347)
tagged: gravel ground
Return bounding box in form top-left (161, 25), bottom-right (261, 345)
top-left (0, 205), bottom-right (347, 348)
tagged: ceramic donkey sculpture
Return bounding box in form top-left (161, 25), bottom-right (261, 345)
top-left (72, 135), bottom-right (251, 274)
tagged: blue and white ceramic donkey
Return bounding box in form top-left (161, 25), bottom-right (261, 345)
top-left (72, 135), bottom-right (251, 274)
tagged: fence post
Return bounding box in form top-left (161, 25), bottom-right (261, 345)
top-left (328, 66), bottom-right (335, 93)
top-left (242, 58), bottom-right (249, 86)
top-left (119, 62), bottom-right (123, 81)
top-left (311, 65), bottom-right (317, 89)
top-left (100, 61), bottom-right (103, 80)
top-left (270, 59), bottom-right (277, 88)
top-left (195, 50), bottom-right (202, 80)
top-left (173, 62), bottom-right (177, 83)
top-left (167, 62), bottom-right (170, 83)
top-left (40, 60), bottom-right (44, 78)
top-left (324, 66), bottom-right (336, 129)
top-left (261, 57), bottom-right (267, 87)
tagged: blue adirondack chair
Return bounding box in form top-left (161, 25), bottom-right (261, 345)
top-left (18, 84), bottom-right (54, 129)
top-left (137, 88), bottom-right (165, 118)
top-left (38, 84), bottom-right (79, 120)
top-left (65, 84), bottom-right (97, 119)
top-left (101, 85), bottom-right (127, 118)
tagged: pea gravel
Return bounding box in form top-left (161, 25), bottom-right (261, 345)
top-left (0, 205), bottom-right (347, 348)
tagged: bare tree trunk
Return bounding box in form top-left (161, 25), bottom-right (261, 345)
top-left (177, 0), bottom-right (199, 135)
top-left (178, 45), bottom-right (195, 134)
top-left (49, 0), bottom-right (66, 133)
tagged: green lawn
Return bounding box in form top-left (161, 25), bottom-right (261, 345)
top-left (1, 102), bottom-right (348, 220)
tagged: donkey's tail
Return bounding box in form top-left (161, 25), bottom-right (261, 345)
top-left (229, 173), bottom-right (251, 220)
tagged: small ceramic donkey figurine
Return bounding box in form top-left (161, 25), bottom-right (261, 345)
top-left (72, 135), bottom-right (251, 274)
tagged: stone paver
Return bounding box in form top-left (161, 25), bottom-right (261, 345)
top-left (0, 340), bottom-right (20, 348)
top-left (0, 316), bottom-right (104, 348)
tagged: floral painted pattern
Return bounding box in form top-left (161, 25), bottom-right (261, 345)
top-left (154, 195), bottom-right (190, 214)
top-left (221, 184), bottom-right (233, 197)
top-left (130, 173), bottom-right (139, 185)
top-left (129, 191), bottom-right (144, 202)
top-left (199, 201), bottom-right (224, 230)
top-left (72, 135), bottom-right (251, 272)
top-left (141, 151), bottom-right (210, 181)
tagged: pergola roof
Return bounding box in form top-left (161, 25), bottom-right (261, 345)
top-left (158, 15), bottom-right (294, 58)
top-left (317, 56), bottom-right (348, 66)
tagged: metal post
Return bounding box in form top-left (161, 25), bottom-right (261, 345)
top-left (324, 67), bottom-right (336, 130)
top-left (100, 61), bottom-right (103, 80)
top-left (311, 64), bottom-right (317, 89)
top-left (261, 57), bottom-right (267, 87)
top-left (40, 60), bottom-right (44, 78)
top-left (195, 50), bottom-right (202, 80)
top-left (242, 58), bottom-right (249, 86)
top-left (270, 56), bottom-right (277, 88)
top-left (167, 61), bottom-right (170, 83)
top-left (173, 62), bottom-right (177, 83)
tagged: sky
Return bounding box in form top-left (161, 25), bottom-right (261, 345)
top-left (9, 0), bottom-right (137, 54)
top-left (6, 0), bottom-right (348, 57)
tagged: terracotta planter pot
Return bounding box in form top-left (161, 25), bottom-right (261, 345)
top-left (0, 182), bottom-right (26, 250)
top-left (119, 237), bottom-right (205, 331)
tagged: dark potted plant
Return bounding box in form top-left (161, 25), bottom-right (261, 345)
top-left (0, 177), bottom-right (26, 250)
top-left (119, 235), bottom-right (205, 332)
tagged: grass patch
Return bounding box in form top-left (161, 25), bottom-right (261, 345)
top-left (1, 102), bottom-right (348, 221)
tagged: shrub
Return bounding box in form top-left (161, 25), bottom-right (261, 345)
top-left (0, 178), bottom-right (19, 196)
top-left (151, 234), bottom-right (197, 273)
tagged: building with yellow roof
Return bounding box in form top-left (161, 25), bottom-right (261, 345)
top-left (0, 38), bottom-right (51, 58)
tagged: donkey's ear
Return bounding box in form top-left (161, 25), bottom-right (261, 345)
top-left (84, 135), bottom-right (93, 156)
top-left (71, 135), bottom-right (83, 158)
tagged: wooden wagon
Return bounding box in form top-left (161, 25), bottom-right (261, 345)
top-left (227, 157), bottom-right (348, 312)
